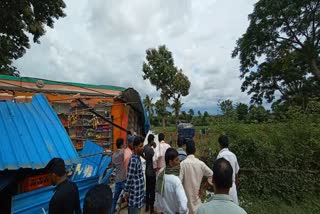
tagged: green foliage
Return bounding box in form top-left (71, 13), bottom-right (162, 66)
top-left (232, 0), bottom-right (320, 104)
top-left (218, 99), bottom-right (235, 115)
top-left (0, 65), bottom-right (20, 76)
top-left (153, 110), bottom-right (320, 211)
top-left (241, 195), bottom-right (320, 214)
top-left (179, 111), bottom-right (188, 121)
top-left (209, 121), bottom-right (320, 203)
top-left (171, 70), bottom-right (191, 99)
top-left (143, 95), bottom-right (154, 118)
top-left (143, 45), bottom-right (177, 99)
top-left (171, 96), bottom-right (183, 122)
top-left (236, 103), bottom-right (249, 121)
top-left (0, 0), bottom-right (66, 75)
top-left (142, 45), bottom-right (190, 127)
top-left (154, 98), bottom-right (170, 127)
top-left (247, 105), bottom-right (269, 123)
top-left (188, 109), bottom-right (194, 122)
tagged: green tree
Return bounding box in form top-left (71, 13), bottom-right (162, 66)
top-left (188, 108), bottom-right (194, 122)
top-left (248, 105), bottom-right (269, 123)
top-left (197, 110), bottom-right (202, 118)
top-left (170, 70), bottom-right (190, 120)
top-left (203, 111), bottom-right (209, 118)
top-left (232, 0), bottom-right (320, 104)
top-left (202, 111), bottom-right (210, 125)
top-left (171, 98), bottom-right (183, 123)
top-left (271, 101), bottom-right (290, 121)
top-left (142, 45), bottom-right (191, 128)
top-left (0, 0), bottom-right (66, 76)
top-left (236, 103), bottom-right (249, 121)
top-left (143, 45), bottom-right (177, 99)
top-left (180, 111), bottom-right (188, 121)
top-left (218, 99), bottom-right (235, 115)
top-left (154, 98), bottom-right (170, 128)
top-left (143, 95), bottom-right (154, 119)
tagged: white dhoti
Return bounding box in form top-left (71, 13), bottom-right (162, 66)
top-left (229, 182), bottom-right (239, 205)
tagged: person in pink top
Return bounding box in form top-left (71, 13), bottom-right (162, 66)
top-left (153, 133), bottom-right (171, 173)
top-left (124, 136), bottom-right (134, 175)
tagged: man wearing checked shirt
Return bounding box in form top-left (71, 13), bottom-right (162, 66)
top-left (123, 136), bottom-right (145, 214)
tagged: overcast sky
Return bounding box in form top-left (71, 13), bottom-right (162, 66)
top-left (14, 0), bottom-right (258, 114)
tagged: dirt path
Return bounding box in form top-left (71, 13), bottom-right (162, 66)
top-left (118, 205), bottom-right (149, 214)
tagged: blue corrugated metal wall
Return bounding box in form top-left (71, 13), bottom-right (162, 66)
top-left (0, 94), bottom-right (79, 170)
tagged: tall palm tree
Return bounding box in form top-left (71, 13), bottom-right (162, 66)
top-left (171, 97), bottom-right (183, 124)
top-left (143, 95), bottom-right (154, 118)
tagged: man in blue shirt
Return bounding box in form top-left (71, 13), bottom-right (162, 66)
top-left (177, 137), bottom-right (187, 161)
top-left (124, 136), bottom-right (145, 214)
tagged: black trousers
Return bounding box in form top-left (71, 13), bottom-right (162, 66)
top-left (145, 175), bottom-right (156, 210)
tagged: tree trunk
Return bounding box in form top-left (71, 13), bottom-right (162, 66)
top-left (311, 59), bottom-right (320, 79)
top-left (175, 108), bottom-right (179, 124)
top-left (162, 116), bottom-right (165, 129)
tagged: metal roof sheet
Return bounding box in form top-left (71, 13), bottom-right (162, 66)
top-left (0, 74), bottom-right (126, 91)
top-left (12, 177), bottom-right (99, 214)
top-left (0, 94), bottom-right (80, 170)
top-left (72, 140), bottom-right (104, 181)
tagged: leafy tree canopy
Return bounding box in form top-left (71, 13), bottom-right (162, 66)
top-left (142, 45), bottom-right (191, 126)
top-left (0, 0), bottom-right (66, 76)
top-left (232, 0), bottom-right (320, 104)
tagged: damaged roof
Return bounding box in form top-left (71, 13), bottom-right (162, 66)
top-left (0, 94), bottom-right (80, 170)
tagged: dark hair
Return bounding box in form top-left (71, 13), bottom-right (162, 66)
top-left (165, 148), bottom-right (179, 165)
top-left (218, 135), bottom-right (229, 148)
top-left (148, 134), bottom-right (155, 144)
top-left (45, 158), bottom-right (66, 177)
top-left (185, 139), bottom-right (196, 155)
top-left (133, 136), bottom-right (144, 147)
top-left (83, 184), bottom-right (112, 214)
top-left (158, 133), bottom-right (165, 142)
top-left (116, 138), bottom-right (124, 149)
top-left (212, 158), bottom-right (233, 189)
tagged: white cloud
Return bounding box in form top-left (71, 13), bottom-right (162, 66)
top-left (13, 0), bottom-right (257, 113)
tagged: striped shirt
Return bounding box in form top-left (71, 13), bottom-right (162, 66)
top-left (124, 154), bottom-right (145, 208)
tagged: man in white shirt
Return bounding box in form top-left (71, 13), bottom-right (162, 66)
top-left (180, 140), bottom-right (213, 214)
top-left (153, 133), bottom-right (171, 173)
top-left (216, 135), bottom-right (240, 205)
top-left (155, 148), bottom-right (188, 214)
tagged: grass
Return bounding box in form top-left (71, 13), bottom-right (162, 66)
top-left (240, 195), bottom-right (320, 214)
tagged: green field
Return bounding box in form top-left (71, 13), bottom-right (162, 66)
top-left (152, 122), bottom-right (320, 214)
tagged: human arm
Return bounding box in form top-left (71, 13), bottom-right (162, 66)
top-left (179, 163), bottom-right (185, 183)
top-left (201, 162), bottom-right (213, 184)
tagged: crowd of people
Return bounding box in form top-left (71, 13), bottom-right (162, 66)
top-left (45, 132), bottom-right (247, 214)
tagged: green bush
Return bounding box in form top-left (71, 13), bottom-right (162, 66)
top-left (153, 118), bottom-right (320, 203)
top-left (207, 121), bottom-right (320, 203)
